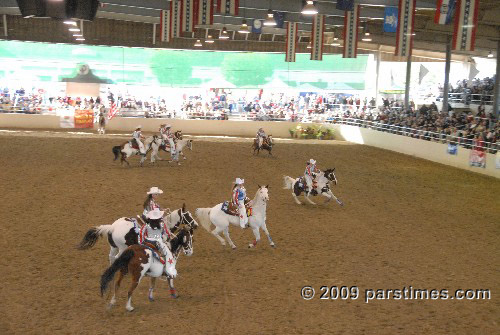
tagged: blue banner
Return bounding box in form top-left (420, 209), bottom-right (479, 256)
top-left (384, 7), bottom-right (398, 33)
top-left (252, 19), bottom-right (262, 34)
top-left (447, 143), bottom-right (458, 155)
top-left (336, 0), bottom-right (354, 11)
top-left (273, 11), bottom-right (285, 29)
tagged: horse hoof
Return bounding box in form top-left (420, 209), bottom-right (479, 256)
top-left (270, 243), bottom-right (276, 248)
top-left (126, 306), bottom-right (135, 312)
top-left (248, 244), bottom-right (254, 248)
top-left (231, 246), bottom-right (237, 250)
top-left (148, 296), bottom-right (155, 302)
top-left (107, 303), bottom-right (115, 310)
top-left (171, 294), bottom-right (179, 299)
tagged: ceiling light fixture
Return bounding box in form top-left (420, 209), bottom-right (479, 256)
top-left (362, 37), bottom-right (372, 42)
top-left (219, 27), bottom-right (230, 39)
top-left (263, 10), bottom-right (277, 26)
top-left (73, 34), bottom-right (83, 37)
top-left (302, 1), bottom-right (318, 15)
top-left (194, 39), bottom-right (202, 47)
top-left (205, 35), bottom-right (214, 43)
top-left (307, 41), bottom-right (312, 49)
top-left (75, 38), bottom-right (85, 41)
top-left (68, 28), bottom-right (80, 32)
top-left (238, 20), bottom-right (251, 34)
top-left (63, 20), bottom-right (77, 25)
top-left (487, 51), bottom-right (493, 58)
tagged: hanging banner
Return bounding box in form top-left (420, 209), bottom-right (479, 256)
top-left (181, 0), bottom-right (195, 32)
top-left (468, 63), bottom-right (480, 85)
top-left (447, 143), bottom-right (458, 155)
top-left (343, 5), bottom-right (359, 58)
top-left (252, 19), bottom-right (262, 34)
top-left (170, 0), bottom-right (182, 39)
top-left (74, 110), bottom-right (94, 128)
top-left (336, 0), bottom-right (354, 11)
top-left (108, 102), bottom-right (120, 120)
top-left (469, 148), bottom-right (486, 168)
top-left (285, 22), bottom-right (298, 63)
top-left (160, 10), bottom-right (170, 42)
top-left (196, 0), bottom-right (214, 25)
top-left (384, 7), bottom-right (398, 33)
top-left (452, 0), bottom-right (480, 51)
top-left (435, 0), bottom-right (456, 25)
top-left (217, 0), bottom-right (239, 15)
top-left (311, 14), bottom-right (325, 61)
top-left (395, 0), bottom-right (416, 57)
top-left (418, 64), bottom-right (429, 84)
top-left (274, 11), bottom-right (285, 29)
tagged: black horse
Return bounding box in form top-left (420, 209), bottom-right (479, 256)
top-left (253, 135), bottom-right (274, 156)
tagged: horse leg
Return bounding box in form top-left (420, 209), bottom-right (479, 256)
top-left (223, 227), bottom-right (237, 250)
top-left (168, 278), bottom-right (178, 298)
top-left (248, 226), bottom-right (261, 248)
top-left (126, 269), bottom-right (141, 311)
top-left (326, 190), bottom-right (344, 206)
top-left (109, 270), bottom-right (125, 309)
top-left (211, 226), bottom-right (227, 246)
top-left (261, 223), bottom-right (275, 248)
top-left (108, 247), bottom-right (119, 265)
top-left (304, 192), bottom-right (316, 205)
top-left (292, 192), bottom-right (302, 205)
top-left (148, 277), bottom-right (156, 302)
top-left (181, 151), bottom-right (187, 160)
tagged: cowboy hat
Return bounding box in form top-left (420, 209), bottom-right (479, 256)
top-left (146, 208), bottom-right (164, 220)
top-left (235, 178), bottom-right (245, 185)
top-left (166, 124), bottom-right (172, 128)
top-left (309, 159), bottom-right (316, 164)
top-left (147, 186), bottom-right (163, 195)
top-left (136, 125), bottom-right (142, 129)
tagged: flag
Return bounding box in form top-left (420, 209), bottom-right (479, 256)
top-left (336, 0), bottom-right (354, 11)
top-left (311, 14), bottom-right (325, 61)
top-left (384, 7), bottom-right (398, 32)
top-left (418, 64), bottom-right (429, 84)
top-left (217, 0), bottom-right (239, 15)
top-left (181, 0), bottom-right (195, 33)
top-left (273, 11), bottom-right (285, 29)
top-left (469, 147), bottom-right (486, 168)
top-left (285, 22), bottom-right (298, 63)
top-left (160, 10), bottom-right (170, 42)
top-left (435, 0), bottom-right (456, 25)
top-left (453, 0), bottom-right (480, 51)
top-left (108, 102), bottom-right (120, 120)
top-left (468, 63), bottom-right (479, 85)
top-left (343, 5), bottom-right (359, 58)
top-left (170, 0), bottom-right (182, 39)
top-left (395, 0), bottom-right (416, 57)
top-left (196, 0), bottom-right (214, 25)
top-left (447, 143), bottom-right (458, 155)
top-left (252, 19), bottom-right (262, 33)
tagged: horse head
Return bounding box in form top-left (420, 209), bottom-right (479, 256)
top-left (256, 185), bottom-right (270, 202)
top-left (180, 203), bottom-right (199, 230)
top-left (324, 168), bottom-right (338, 185)
top-left (175, 130), bottom-right (183, 140)
top-left (267, 135), bottom-right (273, 145)
top-left (170, 224), bottom-right (194, 257)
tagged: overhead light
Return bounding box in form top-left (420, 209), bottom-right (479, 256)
top-left (194, 39), bottom-right (202, 47)
top-left (238, 20), bottom-right (250, 34)
top-left (69, 28), bottom-right (80, 32)
top-left (487, 51), bottom-right (493, 58)
top-left (307, 41), bottom-right (312, 49)
top-left (63, 20), bottom-right (77, 26)
top-left (219, 27), bottom-right (229, 39)
top-left (23, 15), bottom-right (35, 18)
top-left (302, 1), bottom-right (318, 15)
top-left (334, 37), bottom-right (338, 41)
top-left (331, 42), bottom-right (340, 46)
top-left (364, 30), bottom-right (370, 36)
top-left (75, 38), bottom-right (85, 41)
top-left (263, 10), bottom-right (277, 26)
top-left (205, 35), bottom-right (214, 43)
top-left (73, 34), bottom-right (83, 37)
top-left (362, 37), bottom-right (372, 42)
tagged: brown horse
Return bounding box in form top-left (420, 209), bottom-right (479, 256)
top-left (253, 135), bottom-right (274, 156)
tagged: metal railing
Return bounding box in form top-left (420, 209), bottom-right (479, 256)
top-left (447, 92), bottom-right (494, 105)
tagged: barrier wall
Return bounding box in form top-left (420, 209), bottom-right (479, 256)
top-left (0, 113), bottom-right (60, 128)
top-left (331, 124), bottom-right (499, 178)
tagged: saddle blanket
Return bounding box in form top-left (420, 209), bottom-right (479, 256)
top-left (221, 201), bottom-right (252, 217)
top-left (142, 241), bottom-right (165, 265)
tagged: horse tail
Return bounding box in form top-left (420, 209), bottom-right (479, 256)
top-left (77, 225), bottom-right (113, 250)
top-left (195, 208), bottom-right (212, 232)
top-left (112, 146), bottom-right (121, 160)
top-left (100, 249), bottom-right (134, 296)
top-left (283, 176), bottom-right (295, 190)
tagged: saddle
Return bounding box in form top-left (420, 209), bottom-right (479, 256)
top-left (126, 140), bottom-right (139, 150)
top-left (222, 197), bottom-right (252, 217)
top-left (297, 177), bottom-right (318, 191)
top-left (142, 241), bottom-right (165, 265)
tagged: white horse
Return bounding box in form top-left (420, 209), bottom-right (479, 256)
top-left (283, 168), bottom-right (344, 206)
top-left (150, 138), bottom-right (193, 164)
top-left (195, 185), bottom-right (275, 249)
top-left (112, 136), bottom-right (162, 166)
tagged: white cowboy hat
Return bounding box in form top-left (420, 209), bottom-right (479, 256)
top-left (136, 125), bottom-right (142, 129)
top-left (146, 208), bottom-right (164, 220)
top-left (235, 178), bottom-right (245, 185)
top-left (166, 124), bottom-right (172, 128)
top-left (147, 186), bottom-right (163, 195)
top-left (309, 159), bottom-right (316, 164)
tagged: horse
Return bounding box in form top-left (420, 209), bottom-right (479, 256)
top-left (78, 205), bottom-right (198, 298)
top-left (99, 226), bottom-right (194, 312)
top-left (150, 138), bottom-right (193, 164)
top-left (252, 135), bottom-right (274, 156)
top-left (195, 185), bottom-right (275, 249)
top-left (283, 168), bottom-right (344, 206)
top-left (112, 136), bottom-right (162, 166)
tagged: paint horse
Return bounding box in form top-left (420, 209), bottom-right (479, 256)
top-left (252, 135), bottom-right (274, 156)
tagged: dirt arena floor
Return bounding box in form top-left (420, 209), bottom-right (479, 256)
top-left (0, 130), bottom-right (499, 335)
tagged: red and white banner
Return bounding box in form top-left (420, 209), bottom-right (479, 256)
top-left (160, 10), bottom-right (170, 42)
top-left (108, 103), bottom-right (120, 120)
top-left (343, 5), bottom-right (360, 58)
top-left (452, 0), bottom-right (480, 51)
top-left (181, 0), bottom-right (195, 32)
top-left (74, 110), bottom-right (94, 128)
top-left (310, 14), bottom-right (325, 61)
top-left (170, 0), bottom-right (182, 39)
top-left (217, 0), bottom-right (239, 16)
top-left (285, 22), bottom-right (298, 63)
top-left (196, 0), bottom-right (214, 25)
top-left (395, 0), bottom-right (416, 57)
top-left (435, 0), bottom-right (456, 25)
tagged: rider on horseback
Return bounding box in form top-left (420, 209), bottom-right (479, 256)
top-left (139, 208), bottom-right (172, 272)
top-left (304, 159), bottom-right (320, 194)
top-left (142, 186), bottom-right (163, 221)
top-left (232, 178), bottom-right (248, 229)
top-left (160, 124), bottom-right (177, 160)
top-left (132, 126), bottom-right (146, 155)
top-left (256, 128), bottom-right (267, 149)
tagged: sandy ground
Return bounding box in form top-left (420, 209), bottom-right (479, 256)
top-left (0, 130), bottom-right (499, 335)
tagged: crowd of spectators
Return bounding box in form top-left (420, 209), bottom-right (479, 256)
top-left (446, 76), bottom-right (496, 105)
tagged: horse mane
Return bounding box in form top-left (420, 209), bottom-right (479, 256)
top-left (169, 229), bottom-right (187, 254)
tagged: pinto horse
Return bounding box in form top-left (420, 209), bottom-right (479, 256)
top-left (150, 137), bottom-right (193, 164)
top-left (99, 226), bottom-right (194, 312)
top-left (252, 135), bottom-right (273, 156)
top-left (112, 136), bottom-right (161, 166)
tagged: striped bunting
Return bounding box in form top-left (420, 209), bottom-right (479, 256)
top-left (181, 0), bottom-right (195, 32)
top-left (217, 0), bottom-right (239, 16)
top-left (285, 22), bottom-right (298, 63)
top-left (310, 14), bottom-right (325, 61)
top-left (343, 5), bottom-right (360, 58)
top-left (160, 10), bottom-right (170, 42)
top-left (196, 0), bottom-right (214, 25)
top-left (170, 0), bottom-right (182, 39)
top-left (452, 0), bottom-right (480, 51)
top-left (395, 0), bottom-right (416, 57)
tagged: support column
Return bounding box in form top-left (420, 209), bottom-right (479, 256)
top-left (153, 23), bottom-right (156, 45)
top-left (375, 45), bottom-right (381, 106)
top-left (3, 14), bottom-right (7, 37)
top-left (494, 40), bottom-right (500, 117)
top-left (404, 54), bottom-right (411, 110)
top-left (442, 35), bottom-right (452, 114)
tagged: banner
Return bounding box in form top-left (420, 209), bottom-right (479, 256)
top-left (274, 11), bottom-right (285, 29)
top-left (217, 0), bottom-right (239, 15)
top-left (170, 0), bottom-right (182, 39)
top-left (447, 143), bottom-right (458, 155)
top-left (343, 5), bottom-right (359, 58)
top-left (108, 102), bottom-right (120, 120)
top-left (181, 0), bottom-right (195, 32)
top-left (435, 0), bottom-right (456, 25)
top-left (469, 148), bottom-right (486, 168)
top-left (384, 7), bottom-right (398, 33)
top-left (285, 22), bottom-right (298, 63)
top-left (59, 115), bottom-right (74, 128)
top-left (468, 63), bottom-right (479, 85)
top-left (418, 64), bottom-right (429, 84)
top-left (74, 110), bottom-right (94, 128)
top-left (311, 14), bottom-right (325, 61)
top-left (395, 0), bottom-right (416, 57)
top-left (160, 10), bottom-right (170, 42)
top-left (252, 19), bottom-right (262, 34)
top-left (336, 0), bottom-right (354, 11)
top-left (453, 0), bottom-right (480, 51)
top-left (196, 0), bottom-right (214, 25)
